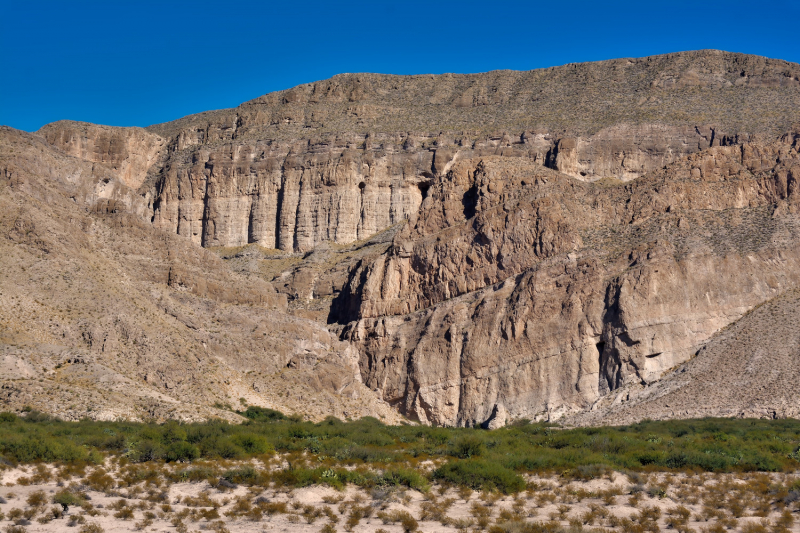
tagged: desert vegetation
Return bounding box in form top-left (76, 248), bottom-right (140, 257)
top-left (0, 410), bottom-right (799, 532)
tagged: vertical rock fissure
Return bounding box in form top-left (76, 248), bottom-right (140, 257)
top-left (293, 171), bottom-right (305, 251)
top-left (200, 175), bottom-right (212, 248)
top-left (274, 165), bottom-right (286, 250)
top-left (357, 181), bottom-right (366, 241)
top-left (247, 194), bottom-right (257, 244)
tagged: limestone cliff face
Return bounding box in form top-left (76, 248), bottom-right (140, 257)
top-left (28, 51), bottom-right (800, 426)
top-left (150, 135), bottom-right (430, 250)
top-left (140, 50), bottom-right (800, 252)
top-left (146, 124), bottom-right (763, 252)
top-left (334, 133), bottom-right (800, 426)
top-left (39, 121), bottom-right (166, 190)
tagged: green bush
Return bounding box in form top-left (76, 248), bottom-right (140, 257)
top-left (0, 412), bottom-right (798, 493)
top-left (379, 467), bottom-right (430, 492)
top-left (221, 465), bottom-right (261, 485)
top-left (231, 434), bottom-right (272, 455)
top-left (449, 434), bottom-right (486, 458)
top-left (127, 440), bottom-right (163, 463)
top-left (164, 441), bottom-right (199, 462)
top-left (53, 489), bottom-right (83, 511)
top-left (434, 459), bottom-right (525, 493)
top-left (241, 406), bottom-right (285, 422)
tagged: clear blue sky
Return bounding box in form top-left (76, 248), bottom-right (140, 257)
top-left (2, 0), bottom-right (798, 132)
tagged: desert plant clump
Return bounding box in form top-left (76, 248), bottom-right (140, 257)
top-left (52, 489), bottom-right (83, 512)
top-left (376, 509), bottom-right (418, 532)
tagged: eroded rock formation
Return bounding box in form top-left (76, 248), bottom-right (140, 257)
top-left (39, 121), bottom-right (166, 190)
top-left (19, 50), bottom-right (800, 425)
top-left (135, 50), bottom-right (800, 253)
top-left (334, 132), bottom-right (800, 426)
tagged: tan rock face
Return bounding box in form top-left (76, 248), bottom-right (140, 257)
top-left (39, 121), bottom-right (166, 190)
top-left (145, 125), bottom-right (766, 253)
top-left (26, 50), bottom-right (800, 426)
top-left (0, 126), bottom-right (402, 424)
top-left (151, 136), bottom-right (429, 250)
top-left (567, 285), bottom-right (800, 426)
top-left (335, 134), bottom-right (800, 426)
top-left (140, 50), bottom-right (800, 252)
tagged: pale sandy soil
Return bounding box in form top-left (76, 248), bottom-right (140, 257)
top-left (0, 463), bottom-right (798, 533)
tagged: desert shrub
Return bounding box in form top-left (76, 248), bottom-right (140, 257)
top-left (0, 413), bottom-right (17, 423)
top-left (567, 464), bottom-right (610, 480)
top-left (378, 467), bottom-right (430, 492)
top-left (199, 437), bottom-right (242, 459)
top-left (231, 434), bottom-right (272, 455)
top-left (26, 490), bottom-right (46, 507)
top-left (127, 440), bottom-right (163, 463)
top-left (164, 441), bottom-right (200, 462)
top-left (113, 508), bottom-right (134, 520)
top-left (170, 465), bottom-right (217, 483)
top-left (0, 412), bottom-right (798, 498)
top-left (52, 489), bottom-right (83, 511)
top-left (241, 406), bottom-right (285, 422)
top-left (419, 496), bottom-right (456, 523)
top-left (84, 468), bottom-right (115, 492)
top-left (376, 510), bottom-right (418, 532)
top-left (434, 460), bottom-right (525, 493)
top-left (221, 465), bottom-right (262, 485)
top-left (741, 522), bottom-right (769, 533)
top-left (450, 434), bottom-right (486, 458)
top-left (258, 501), bottom-right (287, 515)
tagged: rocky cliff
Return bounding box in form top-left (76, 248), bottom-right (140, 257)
top-left (0, 126), bottom-right (402, 423)
top-left (39, 121), bottom-right (166, 190)
top-left (333, 131), bottom-right (800, 426)
top-left (17, 49), bottom-right (800, 426)
top-left (135, 50), bottom-right (800, 252)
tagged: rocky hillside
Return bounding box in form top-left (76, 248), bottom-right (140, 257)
top-left (334, 131), bottom-right (800, 426)
top-left (0, 126), bottom-right (402, 423)
top-left (3, 49), bottom-right (800, 426)
top-left (567, 285), bottom-right (800, 426)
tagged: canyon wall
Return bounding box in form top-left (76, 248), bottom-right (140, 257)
top-left (39, 121), bottom-right (166, 190)
top-left (146, 123), bottom-right (755, 252)
top-left (136, 50), bottom-right (800, 252)
top-left (27, 50), bottom-right (800, 425)
top-left (334, 132), bottom-right (800, 426)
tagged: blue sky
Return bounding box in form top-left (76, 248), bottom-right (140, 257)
top-left (2, 0), bottom-right (798, 132)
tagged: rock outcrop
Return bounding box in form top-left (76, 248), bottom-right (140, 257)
top-left (137, 50), bottom-right (800, 252)
top-left (21, 50), bottom-right (800, 426)
top-left (567, 285), bottom-right (800, 426)
top-left (334, 132), bottom-right (800, 426)
top-left (39, 121), bottom-right (166, 190)
top-left (0, 126), bottom-right (402, 423)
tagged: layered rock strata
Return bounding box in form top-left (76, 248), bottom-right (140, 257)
top-left (334, 132), bottom-right (800, 426)
top-left (137, 50), bottom-right (800, 252)
top-left (0, 126), bottom-right (402, 423)
top-left (24, 50), bottom-right (800, 425)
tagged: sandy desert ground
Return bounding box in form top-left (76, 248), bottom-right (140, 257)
top-left (1, 460), bottom-right (798, 533)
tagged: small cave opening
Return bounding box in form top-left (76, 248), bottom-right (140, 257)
top-left (358, 181), bottom-right (366, 190)
top-left (462, 185), bottom-right (478, 219)
top-left (596, 341), bottom-right (606, 357)
top-left (417, 181), bottom-right (430, 201)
